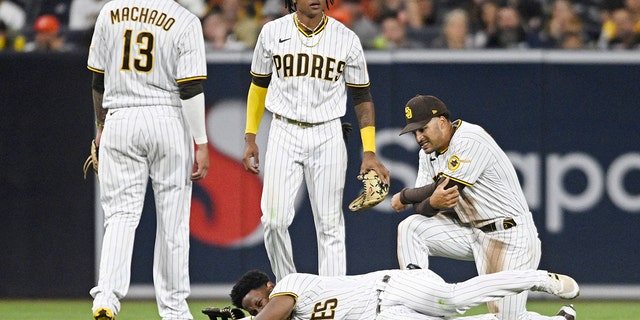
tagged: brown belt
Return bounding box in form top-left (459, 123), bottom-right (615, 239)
top-left (275, 114), bottom-right (325, 128)
top-left (478, 218), bottom-right (517, 233)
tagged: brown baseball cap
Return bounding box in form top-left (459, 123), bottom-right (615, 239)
top-left (399, 95), bottom-right (450, 135)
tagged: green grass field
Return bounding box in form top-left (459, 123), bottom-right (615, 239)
top-left (0, 299), bottom-right (638, 319)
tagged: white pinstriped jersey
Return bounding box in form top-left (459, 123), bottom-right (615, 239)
top-left (415, 120), bottom-right (529, 223)
top-left (270, 269), bottom-right (551, 320)
top-left (87, 0), bottom-right (207, 110)
top-left (251, 13), bottom-right (370, 123)
top-left (271, 271), bottom-right (390, 320)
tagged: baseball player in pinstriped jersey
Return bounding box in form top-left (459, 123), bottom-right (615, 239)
top-left (242, 0), bottom-right (389, 281)
top-left (228, 267), bottom-right (578, 320)
top-left (87, 0), bottom-right (209, 319)
top-left (390, 95), bottom-right (574, 320)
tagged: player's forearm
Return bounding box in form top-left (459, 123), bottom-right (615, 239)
top-left (413, 198), bottom-right (439, 217)
top-left (354, 101), bottom-right (375, 128)
top-left (180, 92), bottom-right (208, 144)
top-left (354, 101), bottom-right (377, 153)
top-left (91, 72), bottom-right (107, 126)
top-left (92, 89), bottom-right (107, 125)
top-left (400, 184), bottom-right (437, 204)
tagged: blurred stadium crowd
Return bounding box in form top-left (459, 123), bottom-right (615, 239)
top-left (1, 0), bottom-right (639, 53)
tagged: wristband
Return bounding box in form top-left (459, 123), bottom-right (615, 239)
top-left (360, 126), bottom-right (376, 153)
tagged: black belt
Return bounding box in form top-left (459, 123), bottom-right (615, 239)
top-left (478, 218), bottom-right (517, 233)
top-left (275, 114), bottom-right (325, 128)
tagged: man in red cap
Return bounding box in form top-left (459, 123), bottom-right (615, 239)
top-left (24, 14), bottom-right (75, 52)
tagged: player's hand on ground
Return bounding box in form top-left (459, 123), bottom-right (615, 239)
top-left (242, 133), bottom-right (260, 174)
top-left (430, 177), bottom-right (459, 208)
top-left (191, 143), bottom-right (210, 181)
top-left (361, 151), bottom-right (390, 184)
top-left (391, 192), bottom-right (408, 212)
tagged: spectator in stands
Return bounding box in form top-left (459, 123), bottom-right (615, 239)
top-left (339, 0), bottom-right (379, 49)
top-left (600, 0), bottom-right (640, 41)
top-left (532, 0), bottom-right (589, 48)
top-left (24, 14), bottom-right (75, 52)
top-left (509, 0), bottom-right (545, 33)
top-left (0, 0), bottom-right (25, 32)
top-left (559, 28), bottom-right (586, 48)
top-left (0, 17), bottom-right (25, 51)
top-left (485, 6), bottom-right (530, 48)
top-left (472, 0), bottom-right (499, 48)
top-left (405, 0), bottom-right (441, 46)
top-left (371, 0), bottom-right (406, 23)
top-left (215, 0), bottom-right (260, 49)
top-left (598, 7), bottom-right (640, 48)
top-left (372, 13), bottom-right (425, 49)
top-left (430, 8), bottom-right (476, 49)
top-left (202, 9), bottom-right (247, 51)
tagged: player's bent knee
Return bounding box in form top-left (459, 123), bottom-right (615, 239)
top-left (397, 215), bottom-right (423, 235)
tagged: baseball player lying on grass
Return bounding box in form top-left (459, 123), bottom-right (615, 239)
top-left (203, 268), bottom-right (578, 320)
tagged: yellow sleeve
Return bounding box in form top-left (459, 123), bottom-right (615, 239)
top-left (246, 83), bottom-right (267, 134)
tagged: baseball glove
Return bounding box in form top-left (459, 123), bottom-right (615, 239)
top-left (202, 306), bottom-right (246, 320)
top-left (348, 169), bottom-right (390, 211)
top-left (83, 139), bottom-right (99, 179)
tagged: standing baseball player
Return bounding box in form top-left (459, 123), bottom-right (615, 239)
top-left (390, 95), bottom-right (570, 320)
top-left (227, 268), bottom-right (578, 320)
top-left (241, 0), bottom-right (389, 281)
top-left (87, 0), bottom-right (209, 319)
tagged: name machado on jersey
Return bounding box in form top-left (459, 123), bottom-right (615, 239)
top-left (109, 7), bottom-right (176, 31)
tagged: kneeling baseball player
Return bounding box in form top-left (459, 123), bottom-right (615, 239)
top-left (203, 268), bottom-right (578, 320)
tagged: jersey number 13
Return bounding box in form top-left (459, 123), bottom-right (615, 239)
top-left (121, 29), bottom-right (154, 72)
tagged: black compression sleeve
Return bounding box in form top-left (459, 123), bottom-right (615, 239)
top-left (413, 198), bottom-right (439, 217)
top-left (351, 86), bottom-right (373, 105)
top-left (252, 75), bottom-right (272, 88)
top-left (399, 184), bottom-right (437, 204)
top-left (92, 72), bottom-right (105, 94)
top-left (178, 79), bottom-right (204, 100)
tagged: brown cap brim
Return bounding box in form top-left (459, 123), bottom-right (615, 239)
top-left (399, 120), bottom-right (429, 135)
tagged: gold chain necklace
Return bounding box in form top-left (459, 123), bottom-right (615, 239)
top-left (294, 12), bottom-right (325, 48)
top-left (294, 12), bottom-right (324, 33)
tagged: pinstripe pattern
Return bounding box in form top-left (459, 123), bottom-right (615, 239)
top-left (261, 118), bottom-right (347, 280)
top-left (398, 120), bottom-right (548, 320)
top-left (88, 0), bottom-right (206, 110)
top-left (88, 1), bottom-right (206, 319)
top-left (252, 13), bottom-right (369, 123)
top-left (251, 12), bottom-right (365, 281)
top-left (271, 269), bottom-right (551, 320)
top-left (415, 121), bottom-right (529, 223)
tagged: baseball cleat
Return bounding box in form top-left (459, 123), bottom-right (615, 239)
top-left (546, 273), bottom-right (580, 299)
top-left (93, 307), bottom-right (115, 320)
top-left (556, 304), bottom-right (576, 320)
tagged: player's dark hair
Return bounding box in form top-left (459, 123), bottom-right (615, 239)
top-left (284, 0), bottom-right (334, 13)
top-left (230, 270), bottom-right (271, 309)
